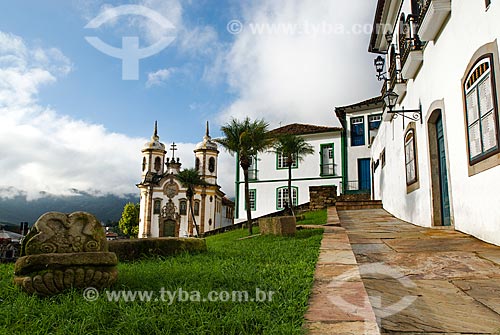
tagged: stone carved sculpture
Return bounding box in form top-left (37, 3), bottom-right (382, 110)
top-left (14, 212), bottom-right (118, 296)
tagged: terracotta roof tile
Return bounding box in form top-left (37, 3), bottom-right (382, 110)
top-left (269, 123), bottom-right (342, 136)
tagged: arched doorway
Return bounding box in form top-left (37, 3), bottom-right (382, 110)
top-left (428, 109), bottom-right (451, 226)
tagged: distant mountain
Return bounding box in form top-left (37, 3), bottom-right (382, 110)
top-left (0, 191), bottom-right (139, 226)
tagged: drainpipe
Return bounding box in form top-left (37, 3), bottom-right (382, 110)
top-left (341, 130), bottom-right (348, 194)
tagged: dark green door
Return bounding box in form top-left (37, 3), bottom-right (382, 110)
top-left (436, 116), bottom-right (451, 226)
top-left (358, 158), bottom-right (371, 191)
top-left (163, 220), bottom-right (176, 237)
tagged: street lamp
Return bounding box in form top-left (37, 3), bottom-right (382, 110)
top-left (374, 55), bottom-right (386, 81)
top-left (383, 89), bottom-right (422, 124)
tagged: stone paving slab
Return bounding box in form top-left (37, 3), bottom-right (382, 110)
top-left (307, 321), bottom-right (380, 334)
top-left (351, 243), bottom-right (393, 254)
top-left (384, 237), bottom-right (498, 253)
top-left (318, 250), bottom-right (358, 265)
top-left (354, 251), bottom-right (500, 280)
top-left (452, 279), bottom-right (500, 315)
top-left (305, 280), bottom-right (376, 322)
top-left (364, 278), bottom-right (500, 333)
top-left (478, 250), bottom-right (500, 266)
top-left (338, 208), bottom-right (500, 334)
top-left (314, 264), bottom-right (361, 282)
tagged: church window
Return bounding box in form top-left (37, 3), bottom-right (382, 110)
top-left (208, 157), bottom-right (215, 173)
top-left (154, 157), bottom-right (161, 172)
top-left (276, 187), bottom-right (298, 210)
top-left (194, 201), bottom-right (200, 216)
top-left (153, 200), bottom-right (161, 214)
top-left (404, 129), bottom-right (418, 185)
top-left (464, 54), bottom-right (499, 165)
top-left (142, 157), bottom-right (146, 171)
top-left (195, 158), bottom-right (200, 171)
top-left (180, 200), bottom-right (187, 215)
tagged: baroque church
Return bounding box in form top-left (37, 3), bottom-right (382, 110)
top-left (137, 122), bottom-right (234, 238)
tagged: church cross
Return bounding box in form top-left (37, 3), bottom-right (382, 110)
top-left (170, 142), bottom-right (178, 160)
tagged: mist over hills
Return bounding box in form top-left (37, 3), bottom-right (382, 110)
top-left (0, 189), bottom-right (139, 227)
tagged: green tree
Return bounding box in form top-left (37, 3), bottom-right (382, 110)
top-left (216, 117), bottom-right (272, 235)
top-left (118, 202), bottom-right (140, 237)
top-left (273, 134), bottom-right (314, 216)
top-left (176, 168), bottom-right (206, 237)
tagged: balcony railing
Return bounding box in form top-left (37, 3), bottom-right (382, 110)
top-left (400, 15), bottom-right (422, 69)
top-left (418, 0), bottom-right (431, 24)
top-left (320, 164), bottom-right (336, 177)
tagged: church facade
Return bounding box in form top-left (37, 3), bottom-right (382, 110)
top-left (137, 123), bottom-right (234, 238)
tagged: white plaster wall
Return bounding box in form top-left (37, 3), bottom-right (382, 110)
top-left (371, 0), bottom-right (500, 245)
top-left (236, 132), bottom-right (343, 220)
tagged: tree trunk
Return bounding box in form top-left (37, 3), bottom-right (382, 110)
top-left (189, 197), bottom-right (200, 237)
top-left (240, 155), bottom-right (253, 235)
top-left (288, 163), bottom-right (294, 217)
top-left (187, 188), bottom-right (200, 237)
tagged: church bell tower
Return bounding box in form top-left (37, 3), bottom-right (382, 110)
top-left (194, 121), bottom-right (219, 185)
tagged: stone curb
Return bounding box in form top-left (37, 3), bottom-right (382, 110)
top-left (302, 207), bottom-right (381, 335)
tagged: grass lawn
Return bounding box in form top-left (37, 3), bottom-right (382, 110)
top-left (297, 209), bottom-right (327, 225)
top-left (0, 228), bottom-right (323, 335)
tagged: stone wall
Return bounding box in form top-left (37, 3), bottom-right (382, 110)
top-left (309, 186), bottom-right (337, 210)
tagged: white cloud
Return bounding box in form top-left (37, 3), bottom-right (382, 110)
top-left (146, 68), bottom-right (174, 87)
top-left (217, 0), bottom-right (380, 127)
top-left (0, 31), bottom-right (236, 200)
top-left (0, 31), bottom-right (144, 200)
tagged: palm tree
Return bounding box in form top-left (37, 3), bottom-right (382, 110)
top-left (215, 118), bottom-right (272, 235)
top-left (176, 168), bottom-right (206, 237)
top-left (273, 134), bottom-right (314, 216)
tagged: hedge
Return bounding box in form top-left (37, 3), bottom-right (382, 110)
top-left (108, 238), bottom-right (207, 261)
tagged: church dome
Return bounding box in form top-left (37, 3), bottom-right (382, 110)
top-left (195, 122), bottom-right (218, 151)
top-left (143, 121), bottom-right (166, 151)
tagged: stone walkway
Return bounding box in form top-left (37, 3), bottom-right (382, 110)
top-left (339, 208), bottom-right (500, 334)
top-left (304, 207), bottom-right (381, 334)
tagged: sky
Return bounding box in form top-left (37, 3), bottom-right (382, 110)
top-left (0, 0), bottom-right (380, 200)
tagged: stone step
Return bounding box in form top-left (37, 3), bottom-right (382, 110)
top-left (336, 200), bottom-right (383, 211)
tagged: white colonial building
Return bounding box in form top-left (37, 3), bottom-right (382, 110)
top-left (363, 0), bottom-right (500, 245)
top-left (138, 123), bottom-right (234, 238)
top-left (335, 97), bottom-right (384, 194)
top-left (235, 123), bottom-right (343, 221)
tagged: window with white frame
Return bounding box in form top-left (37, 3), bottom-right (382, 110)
top-left (464, 54), bottom-right (499, 164)
top-left (248, 155), bottom-right (258, 180)
top-left (351, 117), bottom-right (365, 146)
top-left (369, 115), bottom-right (382, 130)
top-left (277, 152), bottom-right (298, 169)
top-left (276, 187), bottom-right (298, 210)
top-left (404, 129), bottom-right (418, 185)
